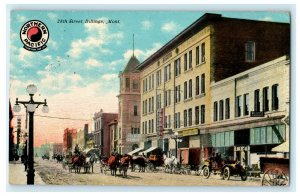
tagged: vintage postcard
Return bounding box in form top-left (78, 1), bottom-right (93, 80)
top-left (8, 9), bottom-right (291, 187)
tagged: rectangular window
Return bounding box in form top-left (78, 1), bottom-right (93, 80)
top-left (164, 91), bottom-right (167, 107)
top-left (213, 101), bottom-right (218, 121)
top-left (254, 89), bottom-right (260, 112)
top-left (195, 106), bottom-right (199, 125)
top-left (156, 70), bottom-right (161, 86)
top-left (156, 94), bottom-right (161, 109)
top-left (189, 79), bottom-right (192, 98)
top-left (148, 120), bottom-right (151, 133)
top-left (188, 108), bottom-right (192, 126)
top-left (168, 89), bottom-right (171, 106)
top-left (175, 112), bottom-right (181, 128)
top-left (149, 75), bottom-right (152, 90)
top-left (134, 105), bottom-right (138, 116)
top-left (219, 100), bottom-right (224, 120)
top-left (245, 41), bottom-right (256, 62)
top-left (201, 42), bottom-right (205, 63)
top-left (263, 87), bottom-right (269, 112)
top-left (148, 98), bottom-right (151, 113)
top-left (244, 94), bottom-right (249, 116)
top-left (145, 100), bottom-right (147, 114)
top-left (201, 74), bottom-right (205, 94)
top-left (184, 53), bottom-right (188, 71)
top-left (133, 79), bottom-right (138, 90)
top-left (125, 78), bottom-right (130, 89)
top-left (175, 85), bottom-right (181, 103)
top-left (196, 46), bottom-right (200, 65)
top-left (272, 84), bottom-right (279, 110)
top-left (145, 78), bottom-right (148, 91)
top-left (142, 122), bottom-right (144, 134)
top-left (142, 101), bottom-right (144, 114)
top-left (145, 121), bottom-right (147, 134)
top-left (164, 64), bottom-right (171, 82)
top-left (189, 50), bottom-right (193, 69)
top-left (195, 76), bottom-right (200, 96)
top-left (225, 98), bottom-right (230, 119)
top-left (184, 81), bottom-right (187, 100)
top-left (152, 74), bottom-right (154, 89)
top-left (201, 105), bottom-right (205, 124)
top-left (184, 110), bottom-right (187, 127)
top-left (174, 58), bottom-right (181, 77)
top-left (236, 95), bottom-right (242, 117)
top-left (152, 97), bottom-right (154, 112)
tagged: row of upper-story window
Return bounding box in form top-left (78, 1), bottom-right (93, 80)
top-left (142, 42), bottom-right (206, 93)
top-left (142, 75), bottom-right (206, 115)
top-left (123, 77), bottom-right (139, 90)
top-left (213, 84), bottom-right (279, 122)
top-left (142, 41), bottom-right (256, 93)
top-left (141, 104), bottom-right (206, 134)
top-left (94, 120), bottom-right (102, 131)
top-left (142, 119), bottom-right (155, 134)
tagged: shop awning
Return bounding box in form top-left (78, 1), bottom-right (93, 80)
top-left (139, 146), bottom-right (157, 155)
top-left (127, 147), bottom-right (144, 156)
top-left (272, 140), bottom-right (289, 153)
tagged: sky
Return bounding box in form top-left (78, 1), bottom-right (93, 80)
top-left (9, 10), bottom-right (290, 147)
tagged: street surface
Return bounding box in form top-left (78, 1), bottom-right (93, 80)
top-left (23, 158), bottom-right (263, 186)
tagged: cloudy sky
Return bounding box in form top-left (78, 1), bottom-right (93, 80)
top-left (9, 11), bottom-right (290, 147)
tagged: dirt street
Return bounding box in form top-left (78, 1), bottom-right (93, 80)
top-left (33, 158), bottom-right (262, 186)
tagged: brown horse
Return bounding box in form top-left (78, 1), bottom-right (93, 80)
top-left (129, 155), bottom-right (147, 172)
top-left (119, 154), bottom-right (130, 177)
top-left (108, 154), bottom-right (120, 176)
top-left (72, 153), bottom-right (86, 173)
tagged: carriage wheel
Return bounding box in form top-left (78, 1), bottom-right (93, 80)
top-left (223, 167), bottom-right (231, 180)
top-left (240, 169), bottom-right (248, 181)
top-left (202, 166), bottom-right (210, 179)
top-left (146, 163), bottom-right (154, 172)
top-left (262, 168), bottom-right (288, 186)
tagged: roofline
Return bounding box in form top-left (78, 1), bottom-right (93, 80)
top-left (136, 13), bottom-right (221, 70)
top-left (136, 13), bottom-right (290, 71)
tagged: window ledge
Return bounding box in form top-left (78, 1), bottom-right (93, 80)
top-left (184, 97), bottom-right (193, 103)
top-left (184, 68), bottom-right (193, 74)
top-left (148, 111), bottom-right (155, 115)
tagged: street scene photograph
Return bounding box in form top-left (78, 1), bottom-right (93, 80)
top-left (8, 10), bottom-right (290, 187)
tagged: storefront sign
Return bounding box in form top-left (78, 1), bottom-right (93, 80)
top-left (250, 111), bottom-right (265, 117)
top-left (179, 128), bottom-right (199, 137)
top-left (157, 108), bottom-right (164, 139)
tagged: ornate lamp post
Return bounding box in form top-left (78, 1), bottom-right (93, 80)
top-left (13, 84), bottom-right (49, 185)
top-left (173, 132), bottom-right (182, 158)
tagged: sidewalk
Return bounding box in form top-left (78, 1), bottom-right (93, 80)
top-left (8, 160), bottom-right (45, 185)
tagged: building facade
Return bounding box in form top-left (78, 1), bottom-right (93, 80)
top-left (209, 56), bottom-right (289, 166)
top-left (76, 124), bottom-right (89, 151)
top-left (117, 55), bottom-right (141, 154)
top-left (108, 119), bottom-right (118, 154)
top-left (93, 109), bottom-right (118, 157)
top-left (52, 143), bottom-right (63, 155)
top-left (63, 128), bottom-right (77, 154)
top-left (136, 13), bottom-right (290, 164)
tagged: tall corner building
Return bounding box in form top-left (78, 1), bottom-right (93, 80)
top-left (136, 13), bottom-right (290, 166)
top-left (117, 55), bottom-right (141, 154)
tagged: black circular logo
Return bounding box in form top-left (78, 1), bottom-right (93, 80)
top-left (20, 20), bottom-right (49, 52)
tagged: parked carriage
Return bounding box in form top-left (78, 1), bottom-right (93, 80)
top-left (260, 157), bottom-right (289, 186)
top-left (201, 155), bottom-right (247, 181)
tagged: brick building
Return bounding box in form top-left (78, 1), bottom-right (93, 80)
top-left (117, 55), bottom-right (141, 154)
top-left (93, 109), bottom-right (118, 157)
top-left (63, 128), bottom-right (77, 154)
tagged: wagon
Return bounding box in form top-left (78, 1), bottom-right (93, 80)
top-left (260, 157), bottom-right (289, 186)
top-left (201, 157), bottom-right (247, 181)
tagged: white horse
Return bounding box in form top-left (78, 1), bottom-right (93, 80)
top-left (163, 154), bottom-right (179, 173)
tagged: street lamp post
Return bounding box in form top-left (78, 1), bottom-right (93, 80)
top-left (13, 84), bottom-right (49, 185)
top-left (23, 132), bottom-right (28, 171)
top-left (173, 132), bottom-right (182, 159)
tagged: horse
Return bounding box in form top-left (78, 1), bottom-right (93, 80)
top-left (85, 153), bottom-right (96, 173)
top-left (108, 154), bottom-right (120, 176)
top-left (55, 154), bottom-right (63, 164)
top-left (99, 156), bottom-right (109, 174)
top-left (129, 155), bottom-right (147, 172)
top-left (72, 153), bottom-right (86, 173)
top-left (119, 154), bottom-right (130, 178)
top-left (163, 154), bottom-right (179, 173)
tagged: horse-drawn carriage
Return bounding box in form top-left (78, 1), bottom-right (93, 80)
top-left (201, 155), bottom-right (247, 181)
top-left (260, 157), bottom-right (289, 186)
top-left (42, 154), bottom-right (49, 160)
